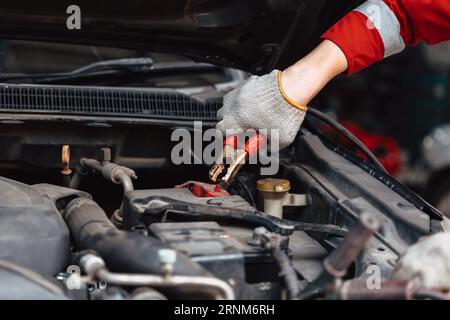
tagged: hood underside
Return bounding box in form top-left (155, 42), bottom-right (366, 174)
top-left (0, 0), bottom-right (361, 74)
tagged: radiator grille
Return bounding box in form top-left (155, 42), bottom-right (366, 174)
top-left (0, 84), bottom-right (222, 120)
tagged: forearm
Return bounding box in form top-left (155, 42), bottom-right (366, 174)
top-left (281, 0), bottom-right (450, 106)
top-left (322, 0), bottom-right (450, 75)
top-left (281, 40), bottom-right (348, 106)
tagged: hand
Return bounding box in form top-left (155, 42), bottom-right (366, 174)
top-left (392, 232), bottom-right (450, 290)
top-left (216, 69), bottom-right (306, 150)
top-left (216, 40), bottom-right (348, 150)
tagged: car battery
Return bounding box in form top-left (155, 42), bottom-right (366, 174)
top-left (149, 221), bottom-right (279, 299)
top-left (150, 221), bottom-right (247, 293)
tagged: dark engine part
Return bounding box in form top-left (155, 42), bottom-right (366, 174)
top-left (63, 196), bottom-right (207, 277)
top-left (298, 212), bottom-right (380, 300)
top-left (323, 212), bottom-right (380, 278)
top-left (0, 177), bottom-right (69, 276)
top-left (149, 222), bottom-right (244, 269)
top-left (122, 187), bottom-right (302, 236)
top-left (122, 187), bottom-right (255, 230)
top-left (149, 221), bottom-right (282, 299)
top-left (0, 260), bottom-right (68, 300)
top-left (123, 188), bottom-right (293, 299)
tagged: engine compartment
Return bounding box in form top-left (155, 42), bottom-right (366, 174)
top-left (0, 120), bottom-right (444, 300)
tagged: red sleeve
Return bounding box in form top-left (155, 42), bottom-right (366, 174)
top-left (321, 0), bottom-right (450, 75)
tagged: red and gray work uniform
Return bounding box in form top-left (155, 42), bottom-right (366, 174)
top-left (322, 0), bottom-right (450, 75)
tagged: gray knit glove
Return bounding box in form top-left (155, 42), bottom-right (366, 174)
top-left (216, 70), bottom-right (307, 150)
top-left (392, 232), bottom-right (450, 290)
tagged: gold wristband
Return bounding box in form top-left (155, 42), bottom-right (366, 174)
top-left (277, 71), bottom-right (308, 112)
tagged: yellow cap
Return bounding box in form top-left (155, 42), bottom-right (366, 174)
top-left (256, 178), bottom-right (291, 193)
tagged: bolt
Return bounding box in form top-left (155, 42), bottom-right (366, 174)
top-left (158, 249), bottom-right (177, 265)
top-left (248, 226), bottom-right (269, 246)
top-left (254, 227), bottom-right (268, 236)
top-left (257, 282), bottom-right (272, 291)
top-left (55, 272), bottom-right (69, 282)
top-left (99, 147), bottom-right (112, 164)
top-left (158, 249), bottom-right (177, 276)
top-left (61, 145), bottom-right (72, 175)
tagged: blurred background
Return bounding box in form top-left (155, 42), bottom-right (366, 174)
top-left (312, 41), bottom-right (450, 215)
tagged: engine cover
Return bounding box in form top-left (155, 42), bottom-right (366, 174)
top-left (0, 177), bottom-right (70, 275)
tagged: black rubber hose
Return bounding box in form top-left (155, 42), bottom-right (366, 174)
top-left (63, 197), bottom-right (207, 276)
top-left (306, 108), bottom-right (387, 174)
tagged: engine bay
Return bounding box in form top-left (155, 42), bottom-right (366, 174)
top-left (0, 119), bottom-right (444, 300)
top-left (0, 0), bottom-right (446, 305)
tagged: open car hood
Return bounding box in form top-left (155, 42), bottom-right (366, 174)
top-left (0, 0), bottom-right (361, 74)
